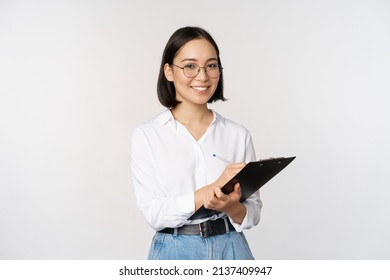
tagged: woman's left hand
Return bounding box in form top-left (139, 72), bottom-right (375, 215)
top-left (203, 183), bottom-right (246, 223)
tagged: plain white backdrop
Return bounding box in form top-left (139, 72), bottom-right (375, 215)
top-left (1, 0), bottom-right (389, 259)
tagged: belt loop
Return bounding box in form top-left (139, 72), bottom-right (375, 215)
top-left (223, 216), bottom-right (230, 233)
top-left (173, 228), bottom-right (178, 236)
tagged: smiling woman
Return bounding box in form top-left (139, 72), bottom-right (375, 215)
top-left (164, 38), bottom-right (220, 109)
top-left (157, 27), bottom-right (226, 109)
top-left (130, 26), bottom-right (262, 260)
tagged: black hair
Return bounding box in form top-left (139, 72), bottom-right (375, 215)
top-left (157, 26), bottom-right (226, 108)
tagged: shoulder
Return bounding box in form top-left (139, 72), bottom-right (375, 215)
top-left (213, 110), bottom-right (252, 136)
top-left (131, 110), bottom-right (173, 151)
top-left (133, 109), bottom-right (172, 132)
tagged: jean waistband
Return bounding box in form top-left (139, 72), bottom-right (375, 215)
top-left (158, 216), bottom-right (235, 238)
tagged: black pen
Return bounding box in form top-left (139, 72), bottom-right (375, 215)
top-left (212, 154), bottom-right (230, 164)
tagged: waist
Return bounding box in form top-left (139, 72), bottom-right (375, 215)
top-left (158, 216), bottom-right (235, 238)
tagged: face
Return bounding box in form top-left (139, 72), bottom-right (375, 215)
top-left (164, 38), bottom-right (220, 108)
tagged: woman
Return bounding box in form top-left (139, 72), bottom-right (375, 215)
top-left (130, 26), bottom-right (262, 260)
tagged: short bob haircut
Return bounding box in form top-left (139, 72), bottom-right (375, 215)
top-left (157, 26), bottom-right (226, 108)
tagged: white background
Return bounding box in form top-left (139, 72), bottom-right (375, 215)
top-left (1, 0), bottom-right (389, 259)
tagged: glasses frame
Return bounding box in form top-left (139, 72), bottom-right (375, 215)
top-left (172, 63), bottom-right (223, 79)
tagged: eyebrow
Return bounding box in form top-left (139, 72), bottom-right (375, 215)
top-left (180, 58), bottom-right (218, 63)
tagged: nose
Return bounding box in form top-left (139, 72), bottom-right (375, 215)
top-left (195, 67), bottom-right (209, 81)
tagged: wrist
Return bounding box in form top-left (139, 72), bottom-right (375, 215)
top-left (225, 203), bottom-right (246, 224)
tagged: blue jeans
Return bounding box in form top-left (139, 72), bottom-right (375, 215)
top-left (147, 231), bottom-right (254, 260)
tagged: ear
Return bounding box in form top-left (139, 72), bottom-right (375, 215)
top-left (164, 63), bottom-right (174, 82)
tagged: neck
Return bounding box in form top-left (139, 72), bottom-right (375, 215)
top-left (171, 104), bottom-right (212, 125)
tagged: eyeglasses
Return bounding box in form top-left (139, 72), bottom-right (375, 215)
top-left (172, 63), bottom-right (222, 79)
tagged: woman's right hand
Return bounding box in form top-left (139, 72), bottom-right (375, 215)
top-left (194, 163), bottom-right (246, 211)
top-left (214, 163), bottom-right (246, 188)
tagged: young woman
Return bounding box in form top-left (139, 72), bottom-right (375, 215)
top-left (130, 26), bottom-right (262, 260)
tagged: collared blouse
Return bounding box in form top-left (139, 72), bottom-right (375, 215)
top-left (130, 109), bottom-right (262, 232)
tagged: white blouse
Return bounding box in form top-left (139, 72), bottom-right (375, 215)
top-left (130, 109), bottom-right (262, 232)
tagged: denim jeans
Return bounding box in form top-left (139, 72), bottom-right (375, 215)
top-left (147, 231), bottom-right (254, 260)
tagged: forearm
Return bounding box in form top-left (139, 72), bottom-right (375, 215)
top-left (231, 193), bottom-right (262, 231)
top-left (224, 202), bottom-right (247, 224)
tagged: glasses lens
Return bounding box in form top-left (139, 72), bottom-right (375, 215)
top-left (183, 64), bottom-right (199, 78)
top-left (206, 64), bottom-right (221, 78)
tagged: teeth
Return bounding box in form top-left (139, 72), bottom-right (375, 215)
top-left (193, 86), bottom-right (208, 91)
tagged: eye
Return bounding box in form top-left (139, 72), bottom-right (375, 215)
top-left (207, 63), bottom-right (219, 69)
top-left (184, 64), bottom-right (197, 70)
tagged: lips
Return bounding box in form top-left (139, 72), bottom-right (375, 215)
top-left (191, 86), bottom-right (209, 93)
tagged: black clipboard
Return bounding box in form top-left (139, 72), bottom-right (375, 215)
top-left (188, 156), bottom-right (296, 220)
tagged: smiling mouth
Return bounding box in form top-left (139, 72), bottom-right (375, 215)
top-left (191, 86), bottom-right (209, 92)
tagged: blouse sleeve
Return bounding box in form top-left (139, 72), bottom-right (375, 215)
top-left (130, 127), bottom-right (195, 231)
